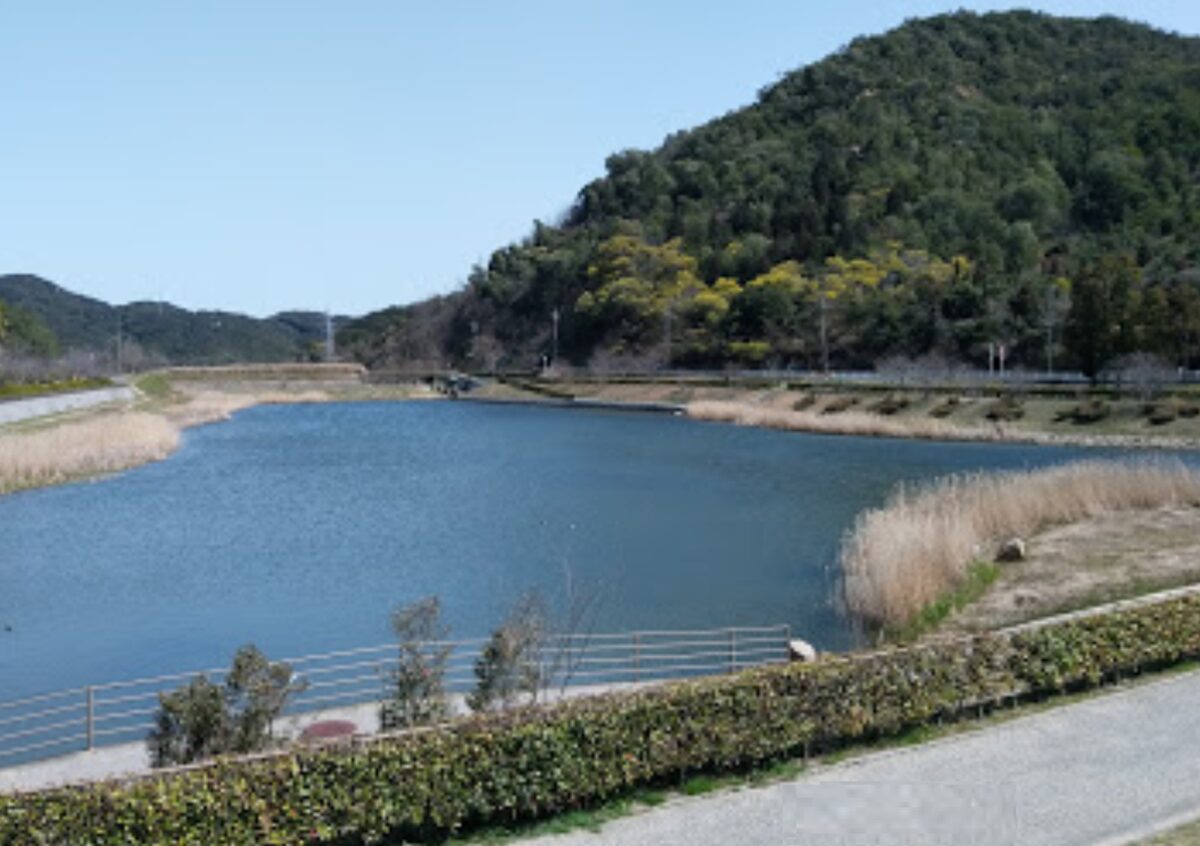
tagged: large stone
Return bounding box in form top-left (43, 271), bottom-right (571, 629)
top-left (788, 639), bottom-right (818, 663)
top-left (298, 719), bottom-right (358, 746)
top-left (996, 537), bottom-right (1027, 562)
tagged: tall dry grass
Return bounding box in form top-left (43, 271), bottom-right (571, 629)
top-left (0, 413), bottom-right (180, 494)
top-left (161, 392), bottom-right (261, 427)
top-left (841, 460), bottom-right (1200, 629)
top-left (687, 400), bottom-right (993, 442)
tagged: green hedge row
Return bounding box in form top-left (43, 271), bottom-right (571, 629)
top-left (5, 594), bottom-right (1200, 845)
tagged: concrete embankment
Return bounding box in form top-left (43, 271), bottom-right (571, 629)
top-left (459, 395), bottom-right (684, 415)
top-left (0, 387), bottom-right (135, 426)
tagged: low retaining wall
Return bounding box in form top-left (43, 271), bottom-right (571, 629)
top-left (460, 396), bottom-right (685, 415)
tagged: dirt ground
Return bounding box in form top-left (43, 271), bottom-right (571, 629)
top-left (944, 505), bottom-right (1200, 632)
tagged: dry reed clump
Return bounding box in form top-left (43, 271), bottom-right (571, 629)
top-left (161, 390), bottom-right (329, 428)
top-left (840, 460), bottom-right (1200, 629)
top-left (0, 413), bottom-right (180, 494)
top-left (162, 392), bottom-right (261, 427)
top-left (687, 399), bottom-right (990, 441)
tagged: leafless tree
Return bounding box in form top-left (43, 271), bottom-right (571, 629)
top-left (468, 592), bottom-right (547, 712)
top-left (1109, 352), bottom-right (1176, 400)
top-left (540, 565), bottom-right (604, 698)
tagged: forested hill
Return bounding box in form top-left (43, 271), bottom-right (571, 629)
top-left (0, 274), bottom-right (342, 365)
top-left (342, 11), bottom-right (1200, 377)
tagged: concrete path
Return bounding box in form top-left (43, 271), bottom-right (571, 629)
top-left (0, 386), bottom-right (135, 426)
top-left (522, 669), bottom-right (1200, 846)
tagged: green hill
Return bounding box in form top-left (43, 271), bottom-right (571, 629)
top-left (0, 274), bottom-right (345, 366)
top-left (342, 11), bottom-right (1200, 376)
top-left (0, 297), bottom-right (57, 358)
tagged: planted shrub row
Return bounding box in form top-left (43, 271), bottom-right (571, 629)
top-left (5, 594), bottom-right (1200, 845)
top-left (1056, 398), bottom-right (1110, 424)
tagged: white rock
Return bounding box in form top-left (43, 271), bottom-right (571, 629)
top-left (788, 639), bottom-right (818, 662)
top-left (997, 537), bottom-right (1027, 562)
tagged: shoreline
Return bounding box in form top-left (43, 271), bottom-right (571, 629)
top-left (10, 369), bottom-right (1200, 500)
top-left (0, 375), bottom-right (436, 496)
top-left (471, 376), bottom-right (1200, 451)
top-left (465, 379), bottom-right (1200, 451)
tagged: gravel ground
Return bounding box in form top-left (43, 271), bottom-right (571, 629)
top-left (521, 669), bottom-right (1200, 846)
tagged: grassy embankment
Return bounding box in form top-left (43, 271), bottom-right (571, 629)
top-left (0, 364), bottom-right (433, 495)
top-left (491, 376), bottom-right (1200, 448)
top-left (0, 376), bottom-right (112, 401)
top-left (1141, 817), bottom-right (1200, 845)
top-left (839, 460), bottom-right (1200, 636)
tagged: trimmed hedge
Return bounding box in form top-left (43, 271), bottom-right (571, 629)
top-left (5, 594), bottom-right (1200, 845)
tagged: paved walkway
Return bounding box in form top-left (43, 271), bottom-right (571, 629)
top-left (0, 386), bottom-right (135, 426)
top-left (523, 669), bottom-right (1200, 846)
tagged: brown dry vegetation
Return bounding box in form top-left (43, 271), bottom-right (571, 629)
top-left (840, 460), bottom-right (1200, 629)
top-left (159, 389), bottom-right (329, 428)
top-left (687, 399), bottom-right (991, 442)
top-left (0, 412), bottom-right (179, 494)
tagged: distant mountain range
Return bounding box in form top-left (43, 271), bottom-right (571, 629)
top-left (0, 274), bottom-right (349, 365)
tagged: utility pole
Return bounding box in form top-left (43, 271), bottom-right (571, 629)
top-left (1045, 322), bottom-right (1055, 377)
top-left (115, 312), bottom-right (123, 374)
top-left (662, 306), bottom-right (672, 370)
top-left (1043, 282), bottom-right (1064, 378)
top-left (819, 297), bottom-right (830, 374)
top-left (551, 308), bottom-right (559, 365)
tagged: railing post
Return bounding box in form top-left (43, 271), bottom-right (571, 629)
top-left (728, 629), bottom-right (737, 673)
top-left (85, 686), bottom-right (95, 751)
top-left (632, 633), bottom-right (641, 682)
top-left (783, 624), bottom-right (792, 662)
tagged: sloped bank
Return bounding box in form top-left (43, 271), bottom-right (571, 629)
top-left (686, 398), bottom-right (1200, 451)
top-left (839, 460), bottom-right (1200, 631)
top-left (4, 591), bottom-right (1200, 845)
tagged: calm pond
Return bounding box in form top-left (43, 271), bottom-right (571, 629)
top-left (0, 400), bottom-right (1156, 698)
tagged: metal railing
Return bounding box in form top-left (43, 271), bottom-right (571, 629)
top-left (0, 624), bottom-right (791, 768)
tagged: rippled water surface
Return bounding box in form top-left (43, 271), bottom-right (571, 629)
top-left (0, 401), bottom-right (1150, 697)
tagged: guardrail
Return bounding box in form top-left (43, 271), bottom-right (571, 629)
top-left (0, 625), bottom-right (791, 768)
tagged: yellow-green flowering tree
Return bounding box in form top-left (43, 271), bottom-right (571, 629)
top-left (809, 255), bottom-right (886, 371)
top-left (575, 235), bottom-right (703, 351)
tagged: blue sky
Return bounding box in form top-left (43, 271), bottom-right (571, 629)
top-left (1, 1), bottom-right (1198, 317)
